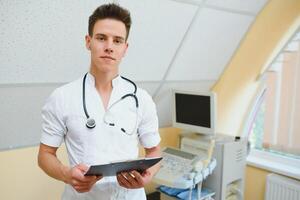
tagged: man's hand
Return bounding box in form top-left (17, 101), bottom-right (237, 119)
top-left (38, 144), bottom-right (102, 193)
top-left (66, 164), bottom-right (102, 193)
top-left (116, 170), bottom-right (152, 189)
top-left (116, 145), bottom-right (161, 189)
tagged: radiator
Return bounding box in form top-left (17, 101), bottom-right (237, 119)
top-left (265, 173), bottom-right (300, 200)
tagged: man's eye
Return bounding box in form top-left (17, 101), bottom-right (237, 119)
top-left (114, 39), bottom-right (123, 44)
top-left (96, 37), bottom-right (105, 41)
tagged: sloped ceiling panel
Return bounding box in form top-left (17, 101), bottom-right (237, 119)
top-left (118, 0), bottom-right (198, 81)
top-left (206, 0), bottom-right (269, 14)
top-left (166, 7), bottom-right (254, 81)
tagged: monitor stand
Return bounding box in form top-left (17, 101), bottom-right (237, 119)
top-left (179, 130), bottom-right (214, 149)
top-left (179, 130), bottom-right (215, 167)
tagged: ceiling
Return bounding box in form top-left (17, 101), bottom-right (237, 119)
top-left (119, 0), bottom-right (268, 83)
top-left (0, 0), bottom-right (269, 128)
top-left (0, 0), bottom-right (269, 85)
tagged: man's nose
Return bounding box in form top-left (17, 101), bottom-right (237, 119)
top-left (104, 47), bottom-right (113, 54)
top-left (104, 40), bottom-right (113, 53)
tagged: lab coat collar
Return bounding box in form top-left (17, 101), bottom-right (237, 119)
top-left (86, 72), bottom-right (121, 88)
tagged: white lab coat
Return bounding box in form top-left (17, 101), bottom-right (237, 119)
top-left (41, 73), bottom-right (161, 200)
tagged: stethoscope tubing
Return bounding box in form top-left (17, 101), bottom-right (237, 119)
top-left (82, 73), bottom-right (139, 135)
top-left (82, 73), bottom-right (90, 119)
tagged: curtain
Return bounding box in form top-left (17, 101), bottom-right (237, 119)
top-left (263, 42), bottom-right (300, 156)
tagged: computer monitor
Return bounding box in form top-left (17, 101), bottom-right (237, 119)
top-left (172, 90), bottom-right (217, 135)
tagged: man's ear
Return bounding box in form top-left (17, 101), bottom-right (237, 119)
top-left (85, 35), bottom-right (91, 50)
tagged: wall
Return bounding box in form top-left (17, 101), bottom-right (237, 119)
top-left (212, 0), bottom-right (300, 136)
top-left (0, 144), bottom-right (68, 200)
top-left (244, 166), bottom-right (270, 200)
top-left (212, 0), bottom-right (300, 199)
top-left (0, 127), bottom-right (294, 200)
top-left (0, 127), bottom-right (181, 200)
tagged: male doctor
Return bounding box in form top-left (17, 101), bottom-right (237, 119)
top-left (38, 3), bottom-right (161, 200)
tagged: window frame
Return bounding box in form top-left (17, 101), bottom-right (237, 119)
top-left (245, 31), bottom-right (300, 179)
top-left (247, 148), bottom-right (300, 179)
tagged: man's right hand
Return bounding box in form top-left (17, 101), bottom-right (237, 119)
top-left (65, 163), bottom-right (102, 193)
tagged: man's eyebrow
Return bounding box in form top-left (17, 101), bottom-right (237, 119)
top-left (115, 36), bottom-right (125, 41)
top-left (94, 33), bottom-right (125, 41)
top-left (94, 33), bottom-right (106, 37)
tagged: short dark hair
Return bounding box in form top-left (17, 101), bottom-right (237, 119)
top-left (88, 3), bottom-right (132, 40)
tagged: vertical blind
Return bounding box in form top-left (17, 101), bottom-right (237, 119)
top-left (263, 41), bottom-right (300, 155)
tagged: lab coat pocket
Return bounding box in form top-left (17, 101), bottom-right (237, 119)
top-left (112, 121), bottom-right (139, 160)
top-left (114, 107), bottom-right (138, 135)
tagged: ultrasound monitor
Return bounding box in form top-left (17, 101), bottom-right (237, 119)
top-left (172, 90), bottom-right (216, 135)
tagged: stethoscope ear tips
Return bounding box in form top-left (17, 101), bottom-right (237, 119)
top-left (86, 118), bottom-right (96, 129)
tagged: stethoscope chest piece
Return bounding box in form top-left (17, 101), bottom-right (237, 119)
top-left (86, 118), bottom-right (96, 129)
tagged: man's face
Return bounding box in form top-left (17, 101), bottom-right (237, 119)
top-left (85, 18), bottom-right (128, 73)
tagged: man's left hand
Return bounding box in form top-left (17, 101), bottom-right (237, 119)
top-left (116, 170), bottom-right (152, 189)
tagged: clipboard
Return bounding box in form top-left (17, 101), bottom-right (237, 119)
top-left (84, 157), bottom-right (162, 176)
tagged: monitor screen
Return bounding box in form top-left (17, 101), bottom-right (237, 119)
top-left (172, 90), bottom-right (216, 135)
top-left (175, 93), bottom-right (211, 128)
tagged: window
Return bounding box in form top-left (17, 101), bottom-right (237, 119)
top-left (249, 32), bottom-right (300, 160)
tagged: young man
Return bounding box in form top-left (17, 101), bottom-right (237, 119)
top-left (38, 3), bottom-right (161, 200)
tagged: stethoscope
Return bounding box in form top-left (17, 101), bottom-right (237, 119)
top-left (82, 73), bottom-right (139, 135)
